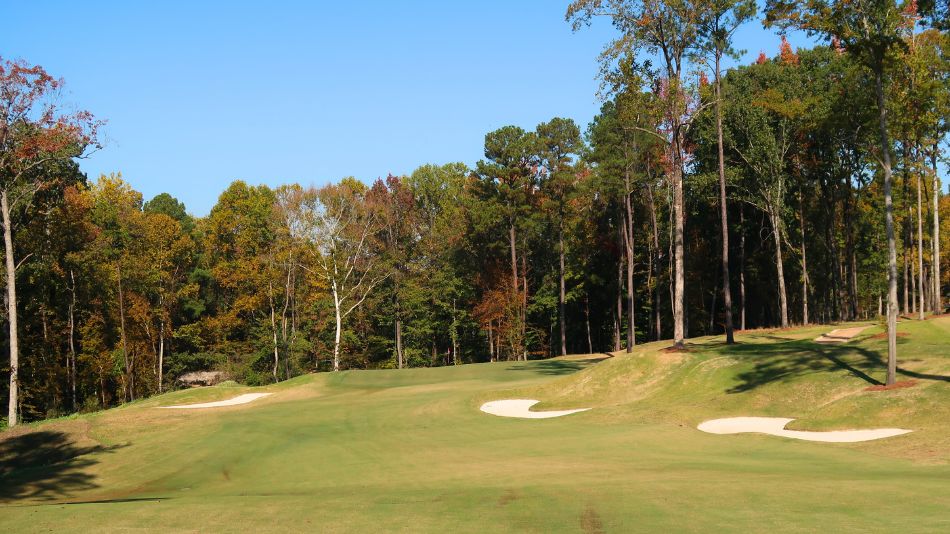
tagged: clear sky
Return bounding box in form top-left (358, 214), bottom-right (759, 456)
top-left (3, 1), bottom-right (811, 216)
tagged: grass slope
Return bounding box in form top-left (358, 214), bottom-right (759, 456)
top-left (1, 318), bottom-right (948, 533)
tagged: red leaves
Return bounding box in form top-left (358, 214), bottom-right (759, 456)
top-left (1, 56), bottom-right (102, 179)
top-left (756, 51), bottom-right (768, 65)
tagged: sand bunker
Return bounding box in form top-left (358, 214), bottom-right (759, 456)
top-left (697, 416), bottom-right (911, 442)
top-left (814, 326), bottom-right (871, 344)
top-left (158, 393), bottom-right (272, 409)
top-left (480, 399), bottom-right (590, 419)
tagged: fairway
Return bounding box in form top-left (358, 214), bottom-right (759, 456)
top-left (2, 318), bottom-right (949, 533)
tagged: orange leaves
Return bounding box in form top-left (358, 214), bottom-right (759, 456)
top-left (779, 35), bottom-right (799, 65)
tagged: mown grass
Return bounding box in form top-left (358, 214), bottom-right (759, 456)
top-left (1, 318), bottom-right (948, 532)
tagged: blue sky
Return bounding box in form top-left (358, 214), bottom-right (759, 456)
top-left (4, 1), bottom-right (811, 215)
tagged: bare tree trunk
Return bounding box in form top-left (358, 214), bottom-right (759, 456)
top-left (488, 320), bottom-right (495, 362)
top-left (158, 319), bottom-right (165, 393)
top-left (903, 237), bottom-right (912, 314)
top-left (646, 182), bottom-right (661, 339)
top-left (584, 295), bottom-right (592, 354)
top-left (332, 281), bottom-right (342, 372)
top-left (269, 279), bottom-right (279, 382)
top-left (875, 72), bottom-right (899, 386)
top-left (799, 191), bottom-right (810, 325)
top-left (68, 269), bottom-right (77, 411)
top-left (623, 192), bottom-right (635, 352)
top-left (614, 239), bottom-right (622, 352)
top-left (715, 52), bottom-right (735, 344)
top-left (739, 205), bottom-right (746, 331)
top-left (934, 147), bottom-right (943, 312)
top-left (672, 142), bottom-right (686, 346)
top-left (3, 190), bottom-right (20, 427)
top-left (918, 172), bottom-right (926, 319)
top-left (116, 264), bottom-right (131, 401)
top-left (395, 313), bottom-right (404, 369)
top-left (451, 299), bottom-right (459, 365)
top-left (770, 210), bottom-right (789, 328)
top-left (559, 225), bottom-right (567, 355)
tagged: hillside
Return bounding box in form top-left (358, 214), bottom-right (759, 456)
top-left (1, 318), bottom-right (949, 532)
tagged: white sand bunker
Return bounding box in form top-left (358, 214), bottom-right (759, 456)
top-left (698, 417), bottom-right (912, 443)
top-left (814, 326), bottom-right (871, 344)
top-left (480, 399), bottom-right (590, 419)
top-left (158, 393), bottom-right (272, 409)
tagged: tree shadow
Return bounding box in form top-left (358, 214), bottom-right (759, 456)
top-left (507, 357), bottom-right (606, 376)
top-left (725, 337), bottom-right (950, 393)
top-left (0, 430), bottom-right (126, 502)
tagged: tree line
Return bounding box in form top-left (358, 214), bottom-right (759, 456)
top-left (3, 1), bottom-right (949, 426)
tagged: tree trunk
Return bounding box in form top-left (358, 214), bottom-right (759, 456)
top-left (3, 190), bottom-right (20, 427)
top-left (624, 191), bottom-right (635, 352)
top-left (715, 52), bottom-right (735, 344)
top-left (332, 281), bottom-right (342, 372)
top-left (395, 314), bottom-right (404, 369)
top-left (269, 279), bottom-right (279, 382)
top-left (672, 140), bottom-right (686, 346)
top-left (584, 295), bottom-right (592, 354)
top-left (875, 71), bottom-right (899, 386)
top-left (158, 318), bottom-right (165, 393)
top-left (933, 147), bottom-right (942, 312)
top-left (739, 205), bottom-right (746, 331)
top-left (646, 182), bottom-right (661, 339)
top-left (68, 269), bottom-right (77, 411)
top-left (918, 172), bottom-right (926, 319)
top-left (116, 264), bottom-right (131, 401)
top-left (799, 191), bottom-right (810, 325)
top-left (614, 240), bottom-right (622, 352)
top-left (451, 299), bottom-right (459, 365)
top-left (559, 224), bottom-right (567, 356)
top-left (770, 210), bottom-right (789, 328)
top-left (488, 320), bottom-right (495, 362)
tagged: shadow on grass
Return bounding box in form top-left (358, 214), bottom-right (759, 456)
top-left (507, 357), bottom-right (607, 376)
top-left (0, 431), bottom-right (126, 502)
top-left (724, 338), bottom-right (949, 393)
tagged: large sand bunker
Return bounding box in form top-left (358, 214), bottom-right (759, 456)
top-left (480, 399), bottom-right (590, 419)
top-left (697, 416), bottom-right (911, 442)
top-left (158, 392), bottom-right (272, 409)
top-left (814, 326), bottom-right (871, 344)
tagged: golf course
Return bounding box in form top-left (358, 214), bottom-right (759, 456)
top-left (2, 318), bottom-right (948, 533)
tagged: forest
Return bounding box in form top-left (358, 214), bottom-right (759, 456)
top-left (2, 0), bottom-right (949, 427)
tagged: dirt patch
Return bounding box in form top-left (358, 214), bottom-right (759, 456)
top-left (497, 489), bottom-right (518, 507)
top-left (870, 332), bottom-right (910, 340)
top-left (661, 345), bottom-right (693, 354)
top-left (865, 380), bottom-right (919, 391)
top-left (580, 504), bottom-right (605, 534)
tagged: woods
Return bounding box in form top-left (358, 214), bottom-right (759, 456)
top-left (3, 1), bottom-right (950, 427)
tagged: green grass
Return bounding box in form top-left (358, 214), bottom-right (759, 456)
top-left (1, 318), bottom-right (949, 532)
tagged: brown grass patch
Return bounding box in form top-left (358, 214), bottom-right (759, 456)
top-left (870, 332), bottom-right (910, 340)
top-left (661, 345), bottom-right (693, 354)
top-left (865, 380), bottom-right (919, 391)
top-left (580, 504), bottom-right (605, 534)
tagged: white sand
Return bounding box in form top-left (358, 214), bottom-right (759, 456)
top-left (158, 393), bottom-right (273, 409)
top-left (480, 399), bottom-right (590, 419)
top-left (814, 326), bottom-right (872, 344)
top-left (697, 416), bottom-right (912, 442)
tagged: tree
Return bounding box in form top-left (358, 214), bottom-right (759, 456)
top-left (0, 58), bottom-right (99, 426)
top-left (568, 0), bottom-right (708, 347)
top-left (537, 118), bottom-right (582, 355)
top-left (696, 0), bottom-right (757, 343)
top-left (301, 180), bottom-right (388, 371)
top-left (765, 0), bottom-right (939, 385)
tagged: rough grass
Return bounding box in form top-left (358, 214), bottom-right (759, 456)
top-left (1, 318), bottom-right (948, 532)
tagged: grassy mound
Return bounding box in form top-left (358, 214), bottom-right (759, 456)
top-left (0, 319), bottom-right (947, 532)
